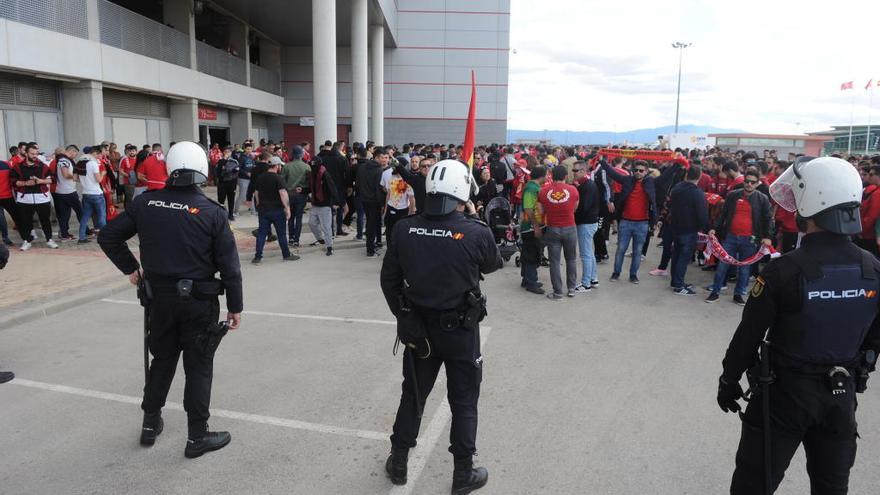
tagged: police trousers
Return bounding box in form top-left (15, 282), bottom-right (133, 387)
top-left (731, 372), bottom-right (858, 495)
top-left (391, 348), bottom-right (483, 458)
top-left (142, 294), bottom-right (220, 437)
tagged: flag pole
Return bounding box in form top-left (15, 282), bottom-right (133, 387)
top-left (848, 92), bottom-right (855, 156)
top-left (867, 86), bottom-right (874, 155)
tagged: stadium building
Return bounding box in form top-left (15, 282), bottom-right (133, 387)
top-left (0, 0), bottom-right (511, 153)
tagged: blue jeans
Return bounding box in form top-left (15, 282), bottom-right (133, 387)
top-left (613, 220), bottom-right (649, 277)
top-left (79, 194), bottom-right (106, 240)
top-left (287, 193), bottom-right (307, 243)
top-left (671, 232), bottom-right (698, 289)
top-left (711, 235), bottom-right (758, 296)
top-left (576, 223), bottom-right (599, 285)
top-left (53, 192), bottom-right (83, 237)
top-left (256, 208), bottom-right (290, 259)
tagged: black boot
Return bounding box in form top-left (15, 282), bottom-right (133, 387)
top-left (385, 447), bottom-right (408, 485)
top-left (139, 412), bottom-right (163, 446)
top-left (0, 371), bottom-right (14, 384)
top-left (185, 431), bottom-right (231, 458)
top-left (326, 246), bottom-right (333, 256)
top-left (451, 457), bottom-right (488, 495)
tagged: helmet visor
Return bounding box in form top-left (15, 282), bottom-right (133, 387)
top-left (769, 165), bottom-right (797, 212)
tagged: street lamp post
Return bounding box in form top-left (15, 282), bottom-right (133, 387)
top-left (672, 42), bottom-right (691, 134)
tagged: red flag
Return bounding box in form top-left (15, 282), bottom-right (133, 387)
top-left (840, 81), bottom-right (853, 90)
top-left (867, 79), bottom-right (875, 90)
top-left (461, 70), bottom-right (477, 169)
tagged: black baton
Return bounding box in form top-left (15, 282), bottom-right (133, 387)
top-left (759, 340), bottom-right (772, 495)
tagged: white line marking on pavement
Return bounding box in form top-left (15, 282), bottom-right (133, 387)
top-left (10, 378), bottom-right (388, 442)
top-left (388, 326), bottom-right (493, 495)
top-left (100, 299), bottom-right (396, 326)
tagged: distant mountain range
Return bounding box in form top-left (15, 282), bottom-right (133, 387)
top-left (506, 125), bottom-right (744, 146)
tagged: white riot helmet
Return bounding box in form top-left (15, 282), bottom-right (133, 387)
top-left (165, 141), bottom-right (209, 187)
top-left (424, 159), bottom-right (478, 215)
top-left (770, 156), bottom-right (862, 234)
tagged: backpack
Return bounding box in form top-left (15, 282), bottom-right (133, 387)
top-left (74, 158), bottom-right (90, 176)
top-left (221, 158), bottom-right (240, 182)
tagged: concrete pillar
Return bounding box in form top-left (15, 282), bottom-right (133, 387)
top-left (312, 0), bottom-right (337, 146)
top-left (230, 109), bottom-right (253, 145)
top-left (229, 21), bottom-right (250, 84)
top-left (86, 0), bottom-right (99, 41)
top-left (61, 81), bottom-right (105, 146)
top-left (163, 0), bottom-right (197, 70)
top-left (170, 98), bottom-right (198, 143)
top-left (370, 24), bottom-right (385, 144)
top-left (350, 0), bottom-right (369, 145)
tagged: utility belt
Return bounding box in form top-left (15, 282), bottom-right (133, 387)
top-left (412, 291), bottom-right (487, 333)
top-left (395, 291), bottom-right (487, 359)
top-left (752, 350), bottom-right (877, 395)
top-left (146, 276), bottom-right (225, 300)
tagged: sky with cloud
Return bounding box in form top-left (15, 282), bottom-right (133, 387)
top-left (507, 0), bottom-right (880, 134)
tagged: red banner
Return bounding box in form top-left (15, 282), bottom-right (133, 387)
top-left (699, 233), bottom-right (779, 266)
top-left (598, 148), bottom-right (676, 162)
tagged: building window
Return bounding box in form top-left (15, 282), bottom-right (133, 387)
top-left (716, 137), bottom-right (739, 146)
top-left (739, 138), bottom-right (795, 147)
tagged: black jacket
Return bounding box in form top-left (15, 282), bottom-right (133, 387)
top-left (600, 160), bottom-right (665, 226)
top-left (318, 149), bottom-right (350, 200)
top-left (574, 178), bottom-right (600, 225)
top-left (309, 163), bottom-right (339, 207)
top-left (397, 165), bottom-right (427, 213)
top-left (355, 158), bottom-right (384, 204)
top-left (668, 181), bottom-right (709, 235)
top-left (714, 188), bottom-right (772, 240)
top-left (97, 187), bottom-right (243, 313)
top-left (722, 233), bottom-right (880, 380)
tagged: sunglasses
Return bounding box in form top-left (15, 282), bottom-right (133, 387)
top-left (634, 168), bottom-right (647, 173)
top-left (744, 179), bottom-right (759, 184)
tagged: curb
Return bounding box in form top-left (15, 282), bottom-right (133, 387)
top-left (0, 278), bottom-right (132, 331)
top-left (1, 239), bottom-right (372, 330)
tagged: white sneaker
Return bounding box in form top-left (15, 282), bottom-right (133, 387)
top-left (20, 240), bottom-right (32, 251)
top-left (46, 239), bottom-right (59, 249)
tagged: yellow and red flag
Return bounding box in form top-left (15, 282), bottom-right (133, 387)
top-left (461, 70), bottom-right (477, 170)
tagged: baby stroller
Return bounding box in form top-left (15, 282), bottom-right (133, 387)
top-left (483, 196), bottom-right (520, 266)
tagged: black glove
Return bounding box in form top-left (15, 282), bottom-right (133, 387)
top-left (717, 376), bottom-right (743, 413)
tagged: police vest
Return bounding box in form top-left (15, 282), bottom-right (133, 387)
top-left (772, 249), bottom-right (879, 365)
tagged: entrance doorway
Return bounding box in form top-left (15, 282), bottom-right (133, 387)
top-left (199, 125), bottom-right (230, 148)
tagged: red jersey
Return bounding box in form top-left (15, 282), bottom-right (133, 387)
top-left (0, 161), bottom-right (13, 199)
top-left (861, 185), bottom-right (880, 240)
top-left (142, 153), bottom-right (168, 190)
top-left (729, 197), bottom-right (753, 236)
top-left (538, 182), bottom-right (579, 227)
top-left (209, 148), bottom-right (222, 166)
top-left (119, 156), bottom-right (137, 185)
top-left (697, 173), bottom-right (713, 193)
top-left (9, 154), bottom-right (24, 167)
top-left (622, 181), bottom-right (649, 222)
top-left (774, 205), bottom-right (798, 233)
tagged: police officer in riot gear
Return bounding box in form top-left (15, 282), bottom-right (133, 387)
top-left (381, 159), bottom-right (501, 494)
top-left (718, 156), bottom-right (880, 494)
top-left (98, 141), bottom-right (243, 458)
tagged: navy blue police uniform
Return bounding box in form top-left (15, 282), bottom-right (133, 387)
top-left (98, 185), bottom-right (242, 440)
top-left (380, 210), bottom-right (501, 459)
top-left (721, 232), bottom-right (880, 494)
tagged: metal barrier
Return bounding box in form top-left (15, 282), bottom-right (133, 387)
top-left (196, 41), bottom-right (247, 86)
top-left (98, 0), bottom-right (190, 68)
top-left (0, 0), bottom-right (89, 39)
top-left (250, 63), bottom-right (280, 95)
